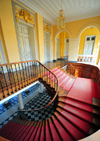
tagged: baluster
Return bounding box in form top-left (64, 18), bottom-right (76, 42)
top-left (37, 62), bottom-right (39, 78)
top-left (21, 63), bottom-right (26, 87)
top-left (79, 57), bottom-right (80, 62)
top-left (82, 57), bottom-right (83, 62)
top-left (36, 61), bottom-right (37, 79)
top-left (30, 62), bottom-right (32, 83)
top-left (88, 57), bottom-right (90, 63)
top-left (32, 62), bottom-right (35, 82)
top-left (15, 64), bottom-right (20, 90)
top-left (31, 62), bottom-right (34, 82)
top-left (10, 65), bottom-right (17, 92)
top-left (1, 66), bottom-right (9, 97)
top-left (90, 57), bottom-right (92, 63)
top-left (24, 62), bottom-right (28, 86)
top-left (85, 57), bottom-right (87, 62)
top-left (6, 65), bottom-right (13, 94)
top-left (0, 67), bottom-right (6, 98)
top-left (27, 62), bottom-right (31, 84)
top-left (18, 63), bottom-right (23, 88)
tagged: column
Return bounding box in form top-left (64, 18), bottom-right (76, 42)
top-left (95, 36), bottom-right (100, 65)
top-left (17, 93), bottom-right (24, 109)
top-left (35, 13), bottom-right (45, 63)
top-left (69, 37), bottom-right (80, 62)
top-left (40, 83), bottom-right (43, 93)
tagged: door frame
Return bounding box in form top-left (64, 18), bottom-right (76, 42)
top-left (17, 19), bottom-right (38, 61)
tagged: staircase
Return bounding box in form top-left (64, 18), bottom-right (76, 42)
top-left (0, 59), bottom-right (100, 141)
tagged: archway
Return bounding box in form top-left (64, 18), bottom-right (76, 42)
top-left (54, 28), bottom-right (72, 60)
top-left (77, 23), bottom-right (100, 64)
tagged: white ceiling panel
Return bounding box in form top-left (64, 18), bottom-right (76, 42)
top-left (17, 0), bottom-right (100, 25)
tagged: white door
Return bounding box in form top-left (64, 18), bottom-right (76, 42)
top-left (65, 38), bottom-right (69, 55)
top-left (83, 36), bottom-right (95, 55)
top-left (19, 24), bottom-right (32, 61)
top-left (83, 41), bottom-right (94, 55)
top-left (56, 38), bottom-right (59, 59)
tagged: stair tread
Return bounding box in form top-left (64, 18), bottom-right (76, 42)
top-left (45, 125), bottom-right (52, 141)
top-left (59, 76), bottom-right (70, 87)
top-left (39, 127), bottom-right (45, 141)
top-left (62, 104), bottom-right (92, 123)
top-left (64, 98), bottom-right (92, 113)
top-left (49, 122), bottom-right (61, 141)
top-left (56, 108), bottom-right (91, 134)
top-left (67, 77), bottom-right (93, 104)
top-left (57, 115), bottom-right (85, 140)
top-left (58, 74), bottom-right (67, 83)
top-left (53, 118), bottom-right (73, 141)
top-left (63, 78), bottom-right (75, 91)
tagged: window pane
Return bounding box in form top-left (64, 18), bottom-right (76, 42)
top-left (91, 36), bottom-right (95, 40)
top-left (86, 37), bottom-right (90, 41)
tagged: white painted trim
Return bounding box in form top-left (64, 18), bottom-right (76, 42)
top-left (0, 81), bottom-right (39, 105)
top-left (77, 23), bottom-right (100, 38)
top-left (18, 19), bottom-right (34, 27)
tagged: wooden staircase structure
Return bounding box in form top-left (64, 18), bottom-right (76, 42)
top-left (0, 56), bottom-right (100, 141)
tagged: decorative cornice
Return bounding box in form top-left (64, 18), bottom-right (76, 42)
top-left (43, 21), bottom-right (51, 33)
top-left (14, 5), bottom-right (35, 25)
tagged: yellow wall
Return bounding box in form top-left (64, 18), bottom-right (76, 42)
top-left (0, 0), bottom-right (100, 63)
top-left (57, 32), bottom-right (69, 57)
top-left (0, 0), bottom-right (20, 63)
top-left (78, 27), bottom-right (100, 55)
top-left (53, 16), bottom-right (100, 60)
top-left (53, 16), bottom-right (100, 38)
top-left (36, 13), bottom-right (45, 62)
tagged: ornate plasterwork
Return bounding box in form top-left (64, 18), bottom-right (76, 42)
top-left (43, 21), bottom-right (51, 33)
top-left (15, 5), bottom-right (34, 25)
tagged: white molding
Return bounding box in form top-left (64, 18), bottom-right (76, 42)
top-left (77, 23), bottom-right (100, 38)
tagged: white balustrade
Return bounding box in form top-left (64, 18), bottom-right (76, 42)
top-left (77, 55), bottom-right (96, 64)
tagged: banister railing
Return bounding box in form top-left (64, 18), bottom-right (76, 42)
top-left (77, 55), bottom-right (96, 64)
top-left (0, 60), bottom-right (59, 111)
top-left (61, 55), bottom-right (75, 75)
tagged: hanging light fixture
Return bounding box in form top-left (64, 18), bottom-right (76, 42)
top-left (57, 0), bottom-right (65, 30)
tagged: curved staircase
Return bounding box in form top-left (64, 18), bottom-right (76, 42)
top-left (0, 60), bottom-right (100, 141)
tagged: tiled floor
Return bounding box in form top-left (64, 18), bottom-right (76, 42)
top-left (21, 89), bottom-right (54, 121)
top-left (0, 83), bottom-right (40, 128)
top-left (0, 84), bottom-right (54, 128)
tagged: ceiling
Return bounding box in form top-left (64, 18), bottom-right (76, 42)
top-left (17, 0), bottom-right (100, 25)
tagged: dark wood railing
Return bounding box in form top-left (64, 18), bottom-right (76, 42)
top-left (0, 60), bottom-right (59, 111)
top-left (61, 55), bottom-right (75, 75)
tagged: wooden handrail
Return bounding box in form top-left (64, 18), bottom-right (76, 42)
top-left (61, 55), bottom-right (75, 75)
top-left (0, 60), bottom-right (59, 111)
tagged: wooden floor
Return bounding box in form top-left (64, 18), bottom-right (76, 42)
top-left (44, 60), bottom-right (66, 70)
